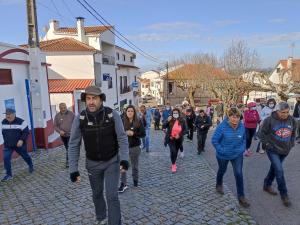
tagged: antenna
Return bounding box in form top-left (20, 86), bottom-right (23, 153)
top-left (290, 42), bottom-right (295, 57)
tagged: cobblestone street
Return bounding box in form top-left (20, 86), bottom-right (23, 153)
top-left (0, 129), bottom-right (256, 225)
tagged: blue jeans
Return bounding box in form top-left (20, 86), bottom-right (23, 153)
top-left (4, 146), bottom-right (33, 176)
top-left (264, 150), bottom-right (287, 197)
top-left (142, 128), bottom-right (150, 151)
top-left (216, 154), bottom-right (244, 198)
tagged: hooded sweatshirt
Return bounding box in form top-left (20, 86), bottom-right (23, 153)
top-left (243, 109), bottom-right (260, 128)
top-left (259, 111), bottom-right (296, 155)
top-left (211, 118), bottom-right (246, 160)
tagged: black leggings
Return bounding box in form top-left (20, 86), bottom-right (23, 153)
top-left (169, 139), bottom-right (183, 164)
top-left (245, 128), bottom-right (256, 149)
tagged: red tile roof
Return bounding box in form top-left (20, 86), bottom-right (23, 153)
top-left (165, 64), bottom-right (227, 80)
top-left (20, 38), bottom-right (97, 52)
top-left (278, 59), bottom-right (300, 82)
top-left (49, 79), bottom-right (94, 93)
top-left (57, 26), bottom-right (113, 35)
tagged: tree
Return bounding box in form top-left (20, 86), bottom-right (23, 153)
top-left (221, 40), bottom-right (260, 77)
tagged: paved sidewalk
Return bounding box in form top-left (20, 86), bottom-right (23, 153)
top-left (0, 130), bottom-right (256, 225)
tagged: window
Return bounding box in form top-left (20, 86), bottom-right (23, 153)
top-left (116, 52), bottom-right (120, 60)
top-left (95, 63), bottom-right (101, 87)
top-left (134, 75), bottom-right (137, 82)
top-left (108, 78), bottom-right (113, 89)
top-left (168, 82), bottom-right (173, 94)
top-left (123, 54), bottom-right (126, 61)
top-left (123, 76), bottom-right (128, 88)
top-left (130, 56), bottom-right (133, 62)
top-left (142, 84), bottom-right (144, 88)
top-left (120, 76), bottom-right (123, 92)
top-left (0, 69), bottom-right (13, 85)
top-left (276, 67), bottom-right (280, 73)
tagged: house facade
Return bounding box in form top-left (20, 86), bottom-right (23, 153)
top-left (42, 17), bottom-right (139, 112)
top-left (0, 42), bottom-right (57, 161)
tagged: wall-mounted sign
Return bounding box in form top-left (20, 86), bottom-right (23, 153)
top-left (103, 73), bottom-right (111, 81)
top-left (4, 98), bottom-right (15, 111)
top-left (131, 81), bottom-right (139, 88)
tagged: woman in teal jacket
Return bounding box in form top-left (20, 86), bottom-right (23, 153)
top-left (211, 107), bottom-right (250, 208)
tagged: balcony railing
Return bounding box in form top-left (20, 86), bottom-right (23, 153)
top-left (120, 86), bottom-right (131, 94)
top-left (102, 55), bottom-right (115, 65)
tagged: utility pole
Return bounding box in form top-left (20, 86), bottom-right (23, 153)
top-left (166, 61), bottom-right (169, 103)
top-left (27, 0), bottom-right (48, 149)
top-left (27, 0), bottom-right (39, 48)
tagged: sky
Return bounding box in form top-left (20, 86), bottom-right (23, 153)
top-left (1, 0), bottom-right (300, 71)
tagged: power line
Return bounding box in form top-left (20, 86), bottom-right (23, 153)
top-left (37, 0), bottom-right (73, 23)
top-left (81, 0), bottom-right (165, 64)
top-left (61, 0), bottom-right (76, 19)
top-left (76, 0), bottom-right (164, 64)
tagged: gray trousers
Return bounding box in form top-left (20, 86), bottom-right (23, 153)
top-left (121, 146), bottom-right (141, 184)
top-left (86, 155), bottom-right (121, 225)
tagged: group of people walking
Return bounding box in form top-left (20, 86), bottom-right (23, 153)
top-left (1, 84), bottom-right (299, 224)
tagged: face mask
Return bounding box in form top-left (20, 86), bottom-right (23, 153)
top-left (166, 107), bottom-right (170, 110)
top-left (195, 113), bottom-right (200, 116)
top-left (251, 107), bottom-right (256, 110)
top-left (269, 104), bottom-right (275, 108)
top-left (173, 113), bottom-right (179, 119)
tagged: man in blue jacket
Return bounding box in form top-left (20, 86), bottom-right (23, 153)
top-left (1, 108), bottom-right (33, 181)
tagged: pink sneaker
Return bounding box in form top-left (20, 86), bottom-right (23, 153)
top-left (171, 164), bottom-right (177, 173)
top-left (244, 149), bottom-right (253, 157)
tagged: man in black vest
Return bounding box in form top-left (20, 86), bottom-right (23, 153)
top-left (68, 85), bottom-right (129, 225)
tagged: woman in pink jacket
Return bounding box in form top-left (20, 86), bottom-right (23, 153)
top-left (243, 102), bottom-right (260, 157)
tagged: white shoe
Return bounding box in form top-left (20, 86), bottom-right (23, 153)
top-left (259, 149), bottom-right (265, 154)
top-left (180, 151), bottom-right (184, 158)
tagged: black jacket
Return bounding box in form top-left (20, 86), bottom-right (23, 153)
top-left (163, 118), bottom-right (187, 145)
top-left (123, 119), bottom-right (146, 148)
top-left (194, 115), bottom-right (212, 134)
top-left (293, 101), bottom-right (300, 118)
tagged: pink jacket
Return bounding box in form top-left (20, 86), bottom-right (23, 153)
top-left (243, 110), bottom-right (260, 128)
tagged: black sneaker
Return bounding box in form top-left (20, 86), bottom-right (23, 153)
top-left (134, 180), bottom-right (138, 187)
top-left (118, 183), bottom-right (128, 193)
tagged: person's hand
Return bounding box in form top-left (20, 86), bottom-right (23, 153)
top-left (201, 125), bottom-right (204, 128)
top-left (126, 130), bottom-right (134, 136)
top-left (70, 172), bottom-right (81, 183)
top-left (60, 131), bottom-right (65, 136)
top-left (16, 140), bottom-right (23, 147)
top-left (175, 134), bottom-right (180, 139)
top-left (167, 116), bottom-right (172, 122)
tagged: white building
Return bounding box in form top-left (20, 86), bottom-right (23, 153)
top-left (140, 70), bottom-right (164, 105)
top-left (42, 17), bottom-right (139, 112)
top-left (0, 42), bottom-right (56, 160)
top-left (115, 45), bottom-right (140, 109)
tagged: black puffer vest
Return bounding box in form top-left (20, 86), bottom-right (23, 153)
top-left (79, 107), bottom-right (118, 161)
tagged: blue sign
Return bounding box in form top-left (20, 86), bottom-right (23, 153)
top-left (4, 98), bottom-right (15, 111)
top-left (131, 81), bottom-right (139, 88)
top-left (103, 73), bottom-right (111, 81)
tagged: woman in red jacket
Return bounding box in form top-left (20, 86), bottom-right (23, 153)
top-left (163, 108), bottom-right (187, 173)
top-left (243, 102), bottom-right (260, 157)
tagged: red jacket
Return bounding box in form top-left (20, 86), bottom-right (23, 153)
top-left (243, 110), bottom-right (260, 128)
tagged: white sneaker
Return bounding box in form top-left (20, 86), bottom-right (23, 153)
top-left (180, 151), bottom-right (184, 158)
top-left (259, 149), bottom-right (265, 154)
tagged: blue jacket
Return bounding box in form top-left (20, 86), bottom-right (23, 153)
top-left (1, 117), bottom-right (29, 148)
top-left (211, 118), bottom-right (246, 160)
top-left (162, 109), bottom-right (172, 122)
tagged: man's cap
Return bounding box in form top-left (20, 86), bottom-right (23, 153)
top-left (81, 85), bottom-right (106, 102)
top-left (3, 108), bottom-right (16, 114)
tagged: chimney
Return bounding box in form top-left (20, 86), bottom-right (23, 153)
top-left (76, 17), bottom-right (86, 43)
top-left (287, 56), bottom-right (293, 69)
top-left (49, 20), bottom-right (59, 31)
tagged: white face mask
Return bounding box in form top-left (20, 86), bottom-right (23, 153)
top-left (195, 113), bottom-right (200, 116)
top-left (269, 104), bottom-right (275, 108)
top-left (173, 113), bottom-right (179, 119)
top-left (251, 107), bottom-right (257, 110)
top-left (166, 107), bottom-right (170, 110)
